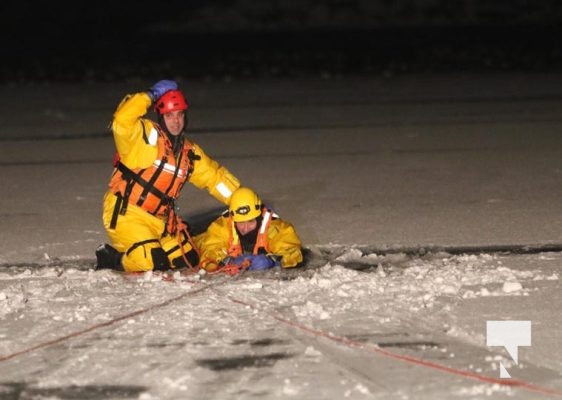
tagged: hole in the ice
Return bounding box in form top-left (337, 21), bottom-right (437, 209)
top-left (378, 341), bottom-right (441, 350)
top-left (196, 352), bottom-right (293, 371)
top-left (0, 382), bottom-right (147, 400)
top-left (230, 338), bottom-right (289, 346)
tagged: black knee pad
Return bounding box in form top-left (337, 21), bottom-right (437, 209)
top-left (171, 248), bottom-right (199, 269)
top-left (151, 248), bottom-right (171, 271)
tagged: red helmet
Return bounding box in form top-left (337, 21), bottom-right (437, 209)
top-left (154, 90), bottom-right (189, 114)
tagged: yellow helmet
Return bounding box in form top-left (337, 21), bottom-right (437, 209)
top-left (229, 187), bottom-right (262, 222)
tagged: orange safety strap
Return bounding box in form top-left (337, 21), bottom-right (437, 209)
top-left (167, 210), bottom-right (200, 273)
top-left (206, 258), bottom-right (252, 276)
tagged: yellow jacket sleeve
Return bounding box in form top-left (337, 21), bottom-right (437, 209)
top-left (193, 215), bottom-right (231, 269)
top-left (188, 143), bottom-right (240, 205)
top-left (267, 219), bottom-right (303, 268)
top-left (111, 92), bottom-right (158, 169)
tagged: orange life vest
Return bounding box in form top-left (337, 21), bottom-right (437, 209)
top-left (108, 125), bottom-right (198, 221)
top-left (227, 209), bottom-right (274, 257)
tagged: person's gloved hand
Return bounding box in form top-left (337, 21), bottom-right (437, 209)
top-left (147, 80), bottom-right (178, 102)
top-left (220, 254), bottom-right (253, 267)
top-left (248, 254), bottom-right (278, 271)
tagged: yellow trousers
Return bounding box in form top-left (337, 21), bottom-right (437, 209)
top-left (102, 192), bottom-right (198, 272)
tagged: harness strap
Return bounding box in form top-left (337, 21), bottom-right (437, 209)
top-left (167, 213), bottom-right (201, 271)
top-left (117, 162), bottom-right (173, 214)
top-left (187, 148), bottom-right (200, 171)
top-left (119, 169), bottom-right (138, 216)
top-left (254, 210), bottom-right (271, 254)
top-left (136, 157), bottom-right (166, 208)
top-left (227, 216), bottom-right (240, 256)
top-left (156, 150), bottom-right (183, 213)
top-left (154, 143), bottom-right (199, 213)
top-left (109, 175), bottom-right (137, 229)
top-left (165, 227), bottom-right (191, 256)
top-left (109, 193), bottom-right (123, 230)
top-left (126, 238), bottom-right (160, 256)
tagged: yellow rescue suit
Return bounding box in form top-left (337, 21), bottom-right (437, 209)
top-left (195, 208), bottom-right (303, 270)
top-left (102, 92), bottom-right (240, 272)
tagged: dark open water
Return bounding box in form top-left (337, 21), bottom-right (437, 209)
top-left (3, 23), bottom-right (562, 83)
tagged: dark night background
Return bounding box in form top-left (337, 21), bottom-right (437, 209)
top-left (2, 0), bottom-right (562, 82)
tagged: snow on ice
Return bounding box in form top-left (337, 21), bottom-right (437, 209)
top-left (0, 248), bottom-right (561, 399)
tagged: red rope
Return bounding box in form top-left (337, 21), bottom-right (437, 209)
top-left (172, 213), bottom-right (199, 274)
top-left (206, 259), bottom-right (251, 276)
top-left (0, 279), bottom-right (219, 363)
top-left (228, 296), bottom-right (562, 398)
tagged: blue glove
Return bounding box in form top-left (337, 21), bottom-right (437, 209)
top-left (147, 80), bottom-right (178, 102)
top-left (248, 254), bottom-right (278, 271)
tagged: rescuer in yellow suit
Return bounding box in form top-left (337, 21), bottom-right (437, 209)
top-left (95, 80), bottom-right (240, 272)
top-left (195, 187), bottom-right (303, 272)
